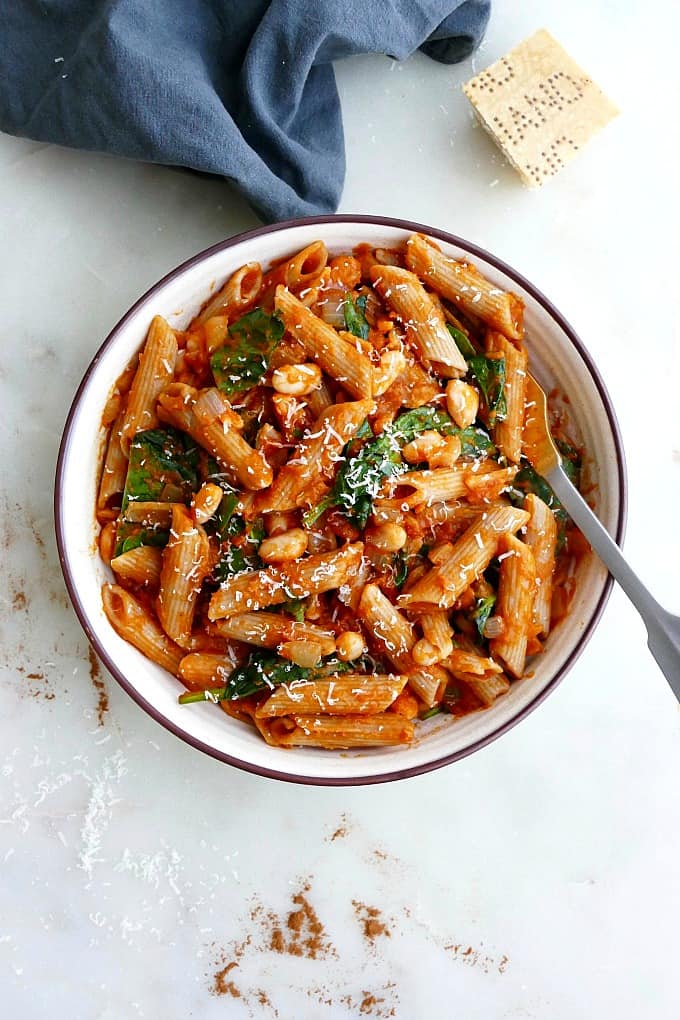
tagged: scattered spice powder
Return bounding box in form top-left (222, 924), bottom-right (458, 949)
top-left (353, 901), bottom-right (391, 943)
top-left (445, 942), bottom-right (510, 974)
top-left (329, 812), bottom-right (350, 841)
top-left (16, 665), bottom-right (55, 700)
top-left (268, 882), bottom-right (335, 959)
top-left (213, 961), bottom-right (241, 998)
top-left (88, 645), bottom-right (109, 725)
top-left (204, 867), bottom-right (508, 1015)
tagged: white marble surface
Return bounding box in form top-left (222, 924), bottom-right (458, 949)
top-left (1, 2), bottom-right (679, 1017)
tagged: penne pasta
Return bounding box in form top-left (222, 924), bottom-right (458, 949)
top-left (420, 611), bottom-right (454, 659)
top-left (268, 713), bottom-right (415, 748)
top-left (110, 545), bottom-right (163, 588)
top-left (399, 504), bottom-right (530, 609)
top-left (120, 501), bottom-right (179, 528)
top-left (358, 582), bottom-right (415, 670)
top-left (487, 331), bottom-right (527, 463)
top-left (255, 673), bottom-right (407, 717)
top-left (275, 285), bottom-right (373, 398)
top-left (215, 612), bottom-right (336, 655)
top-left (370, 264), bottom-right (468, 377)
top-left (192, 261), bottom-right (262, 327)
top-left (208, 542), bottom-right (364, 619)
top-left (489, 534), bottom-right (537, 677)
top-left (407, 665), bottom-right (449, 708)
top-left (97, 410), bottom-right (128, 510)
top-left (256, 399), bottom-right (374, 513)
top-left (178, 653), bottom-right (236, 691)
top-left (524, 493), bottom-right (558, 637)
top-left (156, 505), bottom-right (212, 646)
top-left (119, 315), bottom-right (178, 455)
top-left (157, 383), bottom-right (272, 490)
top-left (405, 233), bottom-right (524, 341)
top-left (462, 673), bottom-right (511, 707)
top-left (102, 583), bottom-right (184, 674)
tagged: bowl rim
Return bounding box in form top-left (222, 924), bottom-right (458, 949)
top-left (54, 214), bottom-right (627, 786)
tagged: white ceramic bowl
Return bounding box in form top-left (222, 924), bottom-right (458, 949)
top-left (55, 216), bottom-right (626, 785)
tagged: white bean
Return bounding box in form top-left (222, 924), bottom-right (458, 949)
top-left (271, 363), bottom-right (322, 396)
top-left (259, 528), bottom-right (308, 563)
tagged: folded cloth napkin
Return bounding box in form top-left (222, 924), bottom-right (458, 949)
top-left (0, 0), bottom-right (490, 222)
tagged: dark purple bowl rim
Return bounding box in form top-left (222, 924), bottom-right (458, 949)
top-left (54, 214), bottom-right (627, 787)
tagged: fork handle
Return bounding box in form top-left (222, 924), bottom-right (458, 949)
top-left (547, 465), bottom-right (680, 701)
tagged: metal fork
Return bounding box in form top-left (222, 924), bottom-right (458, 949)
top-left (523, 373), bottom-right (680, 700)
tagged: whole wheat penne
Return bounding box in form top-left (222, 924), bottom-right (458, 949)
top-left (487, 331), bottom-right (527, 463)
top-left (357, 583), bottom-right (414, 669)
top-left (306, 377), bottom-right (335, 416)
top-left (178, 653), bottom-right (235, 691)
top-left (399, 504), bottom-right (530, 608)
top-left (255, 673), bottom-right (407, 717)
top-left (157, 505), bottom-right (211, 646)
top-left (98, 521), bottom-right (117, 566)
top-left (271, 713), bottom-right (415, 748)
top-left (283, 240), bottom-right (329, 289)
top-left (260, 242), bottom-right (330, 309)
top-left (192, 261), bottom-right (262, 327)
top-left (215, 612), bottom-right (336, 655)
top-left (102, 583), bottom-right (184, 674)
top-left (111, 545), bottom-right (163, 588)
top-left (407, 665), bottom-right (449, 707)
top-left (119, 316), bottom-right (178, 455)
top-left (524, 493), bottom-right (558, 637)
top-left (462, 673), bottom-right (511, 706)
top-left (208, 543), bottom-right (364, 619)
top-left (256, 399), bottom-right (374, 513)
top-left (98, 410), bottom-right (128, 510)
top-left (121, 501), bottom-right (180, 528)
top-left (405, 233), bottom-right (524, 341)
top-left (369, 264), bottom-right (467, 377)
top-left (420, 611), bottom-right (454, 659)
top-left (275, 285), bottom-right (373, 398)
top-left (157, 383), bottom-right (272, 490)
top-left (444, 649), bottom-right (504, 677)
top-left (489, 534), bottom-right (537, 677)
top-left (391, 467), bottom-right (467, 506)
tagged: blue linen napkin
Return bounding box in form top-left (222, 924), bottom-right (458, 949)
top-left (0, 1), bottom-right (490, 222)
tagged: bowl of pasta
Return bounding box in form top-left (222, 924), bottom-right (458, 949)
top-left (55, 216), bottom-right (626, 785)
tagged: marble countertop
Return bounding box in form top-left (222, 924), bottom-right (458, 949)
top-left (2, 2), bottom-right (679, 1017)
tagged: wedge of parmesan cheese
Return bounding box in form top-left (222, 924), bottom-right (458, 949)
top-left (463, 28), bottom-right (619, 187)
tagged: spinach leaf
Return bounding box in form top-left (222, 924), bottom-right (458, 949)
top-left (274, 598), bottom-right (307, 622)
top-left (472, 594), bottom-right (496, 639)
top-left (389, 406), bottom-right (452, 443)
top-left (212, 517), bottom-right (264, 581)
top-left (114, 523), bottom-right (169, 558)
top-left (122, 428), bottom-right (198, 510)
top-left (210, 307), bottom-right (284, 396)
top-left (391, 407), bottom-right (494, 457)
top-left (393, 549), bottom-right (409, 589)
top-left (305, 405), bottom-right (495, 529)
top-left (343, 293), bottom-right (369, 340)
top-left (178, 649), bottom-right (312, 704)
top-left (329, 431), bottom-right (402, 530)
top-left (213, 492), bottom-right (240, 539)
top-left (456, 426), bottom-right (495, 457)
top-left (419, 705), bottom-right (443, 721)
top-left (446, 323), bottom-right (476, 359)
top-left (511, 463), bottom-right (570, 550)
top-left (556, 438), bottom-right (582, 488)
top-left (468, 356), bottom-right (507, 425)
